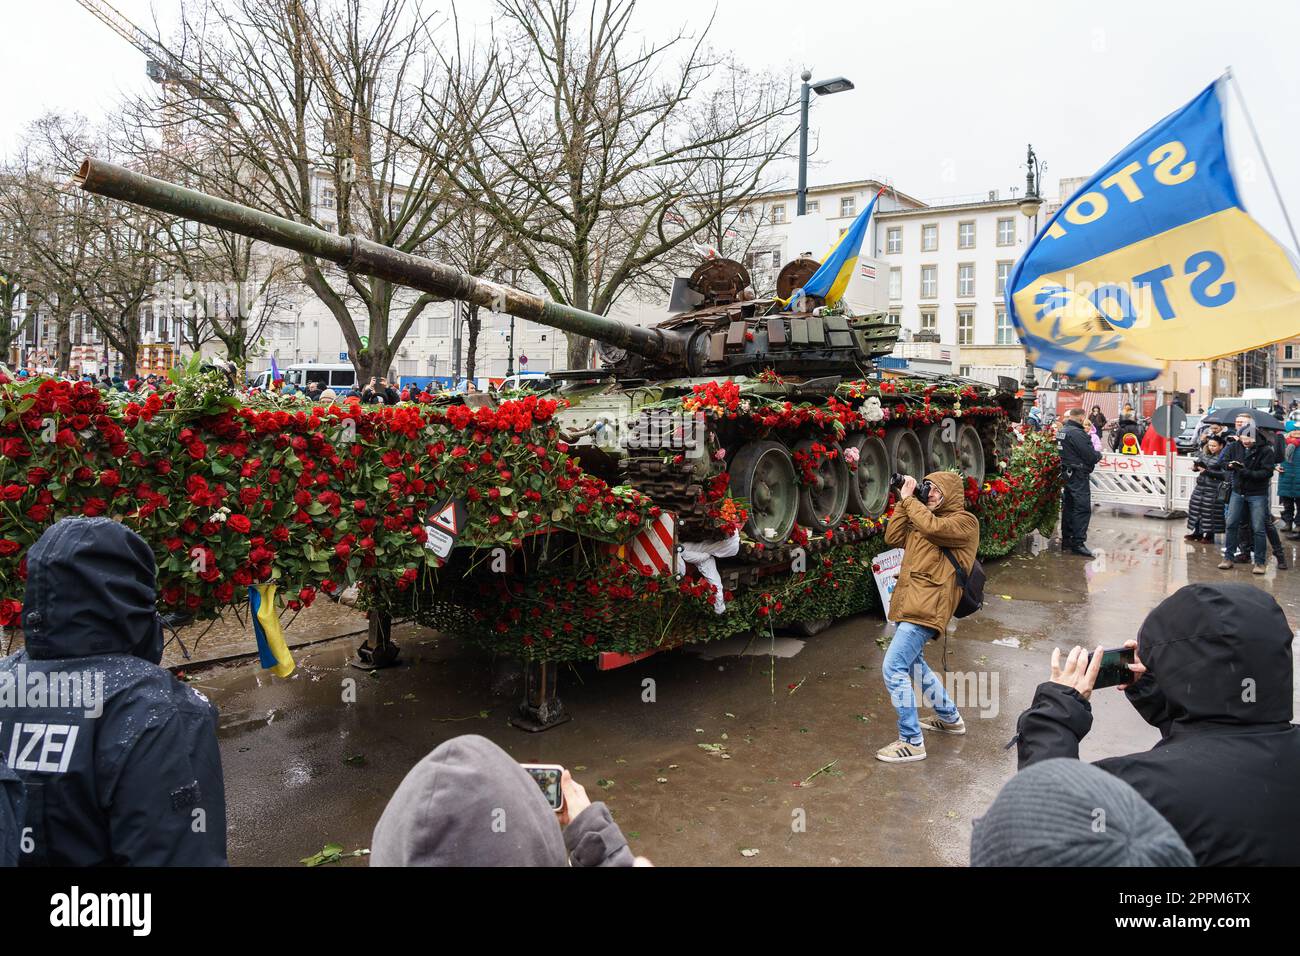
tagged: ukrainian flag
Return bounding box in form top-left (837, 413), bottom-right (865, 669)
top-left (787, 186), bottom-right (885, 309)
top-left (1007, 78), bottom-right (1300, 385)
top-left (249, 584), bottom-right (295, 678)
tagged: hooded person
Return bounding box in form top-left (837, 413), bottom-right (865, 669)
top-left (371, 734), bottom-right (636, 867)
top-left (971, 758), bottom-right (1194, 867)
top-left (875, 470), bottom-right (979, 764)
top-left (1014, 582), bottom-right (1300, 866)
top-left (0, 518), bottom-right (227, 866)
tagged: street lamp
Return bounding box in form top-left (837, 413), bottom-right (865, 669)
top-left (797, 70), bottom-right (855, 216)
top-left (1019, 143), bottom-right (1047, 400)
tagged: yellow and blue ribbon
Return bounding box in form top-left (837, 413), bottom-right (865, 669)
top-left (249, 584), bottom-right (295, 678)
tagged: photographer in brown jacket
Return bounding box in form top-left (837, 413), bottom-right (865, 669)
top-left (876, 470), bottom-right (980, 764)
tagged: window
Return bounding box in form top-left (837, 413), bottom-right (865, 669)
top-left (922, 224), bottom-right (938, 251)
top-left (771, 204), bottom-right (786, 224)
top-left (996, 309), bottom-right (1015, 345)
top-left (958, 221), bottom-right (975, 249)
top-left (739, 207), bottom-right (754, 223)
top-left (920, 265), bottom-right (937, 299)
top-left (745, 249), bottom-right (780, 272)
top-left (997, 217), bottom-right (1015, 246)
top-left (959, 365), bottom-right (972, 377)
top-left (996, 261), bottom-right (1012, 296)
top-left (807, 200), bottom-right (820, 213)
top-left (957, 263), bottom-right (975, 298)
top-left (320, 186), bottom-right (336, 209)
top-left (886, 226), bottom-right (902, 254)
top-left (840, 196), bottom-right (856, 218)
top-left (889, 268), bottom-right (901, 301)
top-left (427, 316), bottom-right (450, 337)
top-left (1287, 345), bottom-right (1295, 360)
top-left (958, 309), bottom-right (974, 345)
top-left (920, 310), bottom-right (937, 332)
top-left (887, 310), bottom-right (901, 324)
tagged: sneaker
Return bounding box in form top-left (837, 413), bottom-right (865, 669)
top-left (1217, 560), bottom-right (1234, 570)
top-left (1253, 564), bottom-right (1267, 575)
top-left (875, 739), bottom-right (927, 763)
top-left (919, 715), bottom-right (966, 735)
top-left (1277, 556), bottom-right (1289, 571)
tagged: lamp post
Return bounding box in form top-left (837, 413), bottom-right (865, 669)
top-left (1018, 143), bottom-right (1047, 402)
top-left (797, 71), bottom-right (855, 216)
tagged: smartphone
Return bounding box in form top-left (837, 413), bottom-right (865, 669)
top-left (1093, 646), bottom-right (1137, 689)
top-left (520, 763), bottom-right (565, 812)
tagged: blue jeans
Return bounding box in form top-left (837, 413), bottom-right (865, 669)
top-left (882, 622), bottom-right (961, 745)
top-left (1223, 492), bottom-right (1269, 565)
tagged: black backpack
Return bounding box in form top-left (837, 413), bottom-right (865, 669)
top-left (941, 548), bottom-right (985, 618)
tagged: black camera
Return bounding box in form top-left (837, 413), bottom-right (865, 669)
top-left (889, 473), bottom-right (933, 500)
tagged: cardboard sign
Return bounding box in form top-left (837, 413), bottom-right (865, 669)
top-left (871, 547), bottom-right (905, 619)
top-left (424, 499), bottom-right (467, 560)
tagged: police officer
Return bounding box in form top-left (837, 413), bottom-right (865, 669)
top-left (1058, 407), bottom-right (1103, 557)
top-left (0, 518), bottom-right (227, 866)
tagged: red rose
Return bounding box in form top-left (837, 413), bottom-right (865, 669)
top-left (0, 540), bottom-right (20, 556)
top-left (82, 497), bottom-right (108, 517)
top-left (226, 514), bottom-right (252, 534)
top-left (0, 485), bottom-right (24, 501)
top-left (335, 542), bottom-right (352, 560)
top-left (99, 469), bottom-right (121, 488)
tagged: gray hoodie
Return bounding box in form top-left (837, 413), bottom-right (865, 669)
top-left (370, 735), bottom-right (635, 867)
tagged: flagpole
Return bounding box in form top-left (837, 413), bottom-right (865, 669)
top-left (1224, 66), bottom-right (1300, 255)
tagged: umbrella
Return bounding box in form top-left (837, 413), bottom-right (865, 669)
top-left (1201, 406), bottom-right (1283, 430)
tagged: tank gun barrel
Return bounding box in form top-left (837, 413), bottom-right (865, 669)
top-left (74, 158), bottom-right (683, 365)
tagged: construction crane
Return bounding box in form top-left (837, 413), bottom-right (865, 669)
top-left (74, 0), bottom-right (235, 126)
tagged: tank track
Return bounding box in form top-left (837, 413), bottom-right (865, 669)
top-left (619, 456), bottom-right (717, 539)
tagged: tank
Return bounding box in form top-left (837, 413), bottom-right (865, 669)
top-left (75, 159), bottom-right (1022, 551)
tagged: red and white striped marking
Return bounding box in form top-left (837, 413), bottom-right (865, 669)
top-left (608, 511), bottom-right (677, 576)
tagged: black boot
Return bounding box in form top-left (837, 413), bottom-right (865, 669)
top-left (1070, 544), bottom-right (1096, 558)
top-left (1277, 553), bottom-right (1289, 571)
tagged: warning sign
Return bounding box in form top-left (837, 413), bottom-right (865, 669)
top-left (424, 499), bottom-right (468, 560)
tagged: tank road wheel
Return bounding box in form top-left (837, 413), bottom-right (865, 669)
top-left (794, 439), bottom-right (849, 533)
top-left (920, 423), bottom-right (959, 474)
top-left (885, 427), bottom-right (925, 482)
top-left (730, 441), bottom-right (798, 546)
top-left (843, 432), bottom-right (890, 518)
top-left (956, 423), bottom-right (987, 485)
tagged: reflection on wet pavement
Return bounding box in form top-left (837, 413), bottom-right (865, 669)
top-left (205, 509), bottom-right (1300, 867)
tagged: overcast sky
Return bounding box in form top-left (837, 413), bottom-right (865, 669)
top-left (6, 0), bottom-right (1299, 247)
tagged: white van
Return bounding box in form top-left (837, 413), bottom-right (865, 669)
top-left (251, 363), bottom-right (358, 395)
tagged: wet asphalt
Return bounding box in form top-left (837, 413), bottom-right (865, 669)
top-left (196, 508), bottom-right (1300, 866)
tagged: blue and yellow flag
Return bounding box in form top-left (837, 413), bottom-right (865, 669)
top-left (1007, 78), bottom-right (1300, 384)
top-left (787, 186), bottom-right (886, 309)
top-left (249, 584), bottom-right (295, 678)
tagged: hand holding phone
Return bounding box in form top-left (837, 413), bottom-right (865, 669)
top-left (558, 769), bottom-right (591, 827)
top-left (520, 763), bottom-right (566, 813)
top-left (1093, 645), bottom-right (1138, 690)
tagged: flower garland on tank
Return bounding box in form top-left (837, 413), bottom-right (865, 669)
top-left (0, 369), bottom-right (655, 626)
top-left (0, 365), bottom-right (1058, 662)
top-left (387, 430), bottom-right (1059, 662)
top-left (652, 377), bottom-right (1009, 444)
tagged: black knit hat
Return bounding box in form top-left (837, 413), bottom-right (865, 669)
top-left (970, 759), bottom-right (1194, 867)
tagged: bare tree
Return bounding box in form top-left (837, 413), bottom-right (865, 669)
top-left (146, 0), bottom-right (458, 381)
top-left (0, 114), bottom-right (159, 375)
top-left (425, 0), bottom-right (798, 368)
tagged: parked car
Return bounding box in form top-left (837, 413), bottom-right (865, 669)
top-left (1175, 414), bottom-right (1205, 454)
